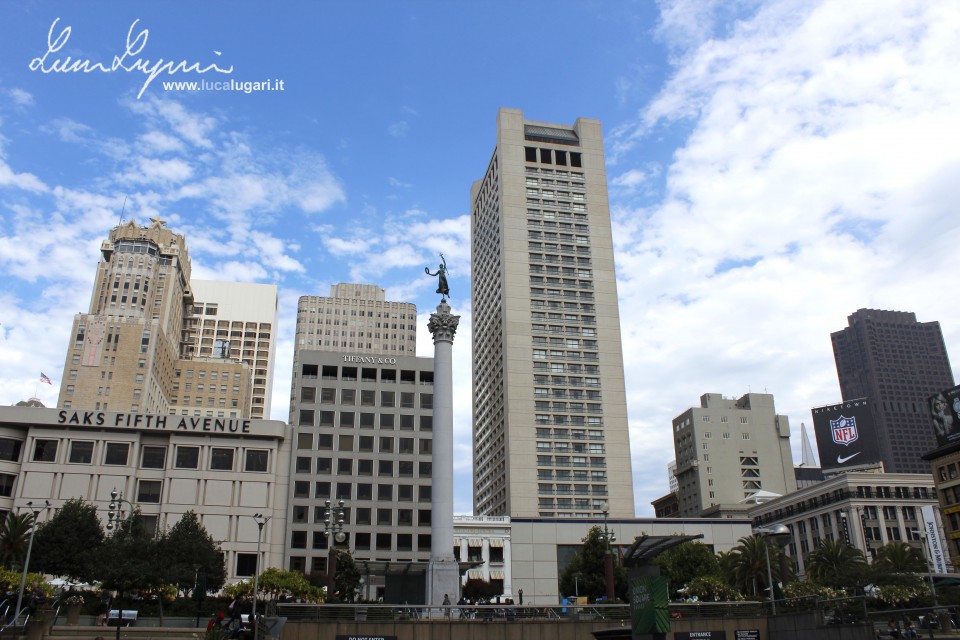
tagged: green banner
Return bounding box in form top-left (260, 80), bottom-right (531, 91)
top-left (630, 576), bottom-right (669, 634)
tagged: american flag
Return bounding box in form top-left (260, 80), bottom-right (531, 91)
top-left (40, 372), bottom-right (52, 385)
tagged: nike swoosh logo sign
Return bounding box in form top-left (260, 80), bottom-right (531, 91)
top-left (837, 452), bottom-right (861, 464)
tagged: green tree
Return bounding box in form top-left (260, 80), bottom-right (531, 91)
top-left (686, 575), bottom-right (743, 602)
top-left (653, 541), bottom-right (719, 596)
top-left (872, 583), bottom-right (926, 608)
top-left (558, 526), bottom-right (628, 601)
top-left (160, 511), bottom-right (227, 595)
top-left (873, 541), bottom-right (927, 576)
top-left (724, 535), bottom-right (771, 597)
top-left (805, 539), bottom-right (867, 590)
top-left (462, 578), bottom-right (499, 603)
top-left (0, 512), bottom-right (34, 570)
top-left (95, 512), bottom-right (165, 620)
top-left (330, 549), bottom-right (361, 603)
top-left (31, 499), bottom-right (104, 582)
top-left (782, 579), bottom-right (843, 601)
top-left (239, 567), bottom-right (317, 602)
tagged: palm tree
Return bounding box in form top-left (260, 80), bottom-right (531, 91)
top-left (725, 535), bottom-right (773, 597)
top-left (805, 539), bottom-right (867, 590)
top-left (0, 512), bottom-right (35, 569)
top-left (873, 541), bottom-right (927, 574)
top-left (871, 541), bottom-right (927, 588)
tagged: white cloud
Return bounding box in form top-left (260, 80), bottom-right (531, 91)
top-left (118, 157), bottom-right (194, 185)
top-left (8, 88), bottom-right (34, 107)
top-left (611, 0), bottom-right (960, 514)
top-left (0, 159), bottom-right (47, 192)
top-left (192, 260), bottom-right (270, 282)
top-left (320, 213), bottom-right (470, 284)
top-left (611, 167), bottom-right (659, 194)
top-left (127, 96), bottom-right (218, 148)
top-left (249, 231), bottom-right (305, 274)
top-left (138, 130), bottom-right (186, 154)
top-left (388, 121), bottom-right (409, 138)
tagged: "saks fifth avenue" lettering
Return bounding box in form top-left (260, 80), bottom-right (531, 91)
top-left (57, 410), bottom-right (251, 434)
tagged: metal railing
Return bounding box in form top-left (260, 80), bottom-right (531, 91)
top-left (275, 602), bottom-right (632, 622)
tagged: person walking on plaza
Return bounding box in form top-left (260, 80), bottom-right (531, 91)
top-left (227, 595), bottom-right (244, 638)
top-left (97, 590), bottom-right (113, 626)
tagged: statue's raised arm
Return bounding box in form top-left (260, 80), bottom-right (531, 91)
top-left (424, 253), bottom-right (450, 299)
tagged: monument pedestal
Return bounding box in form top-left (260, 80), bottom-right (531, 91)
top-left (427, 557), bottom-right (461, 609)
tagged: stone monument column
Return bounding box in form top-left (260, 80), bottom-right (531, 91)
top-left (426, 299), bottom-right (460, 606)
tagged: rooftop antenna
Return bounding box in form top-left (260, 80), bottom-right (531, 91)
top-left (118, 195), bottom-right (128, 226)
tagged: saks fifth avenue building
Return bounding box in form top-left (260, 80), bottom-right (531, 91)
top-left (0, 406), bottom-right (290, 581)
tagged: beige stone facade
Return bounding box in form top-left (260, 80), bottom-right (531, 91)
top-left (749, 470), bottom-right (942, 577)
top-left (672, 393), bottom-right (797, 517)
top-left (59, 219), bottom-right (191, 415)
top-left (287, 351), bottom-right (435, 597)
top-left (57, 220), bottom-right (277, 420)
top-left (924, 443), bottom-right (960, 566)
top-left (287, 285), bottom-right (431, 598)
top-left (0, 406), bottom-right (290, 582)
top-left (471, 109), bottom-right (634, 519)
top-left (182, 280), bottom-right (279, 420)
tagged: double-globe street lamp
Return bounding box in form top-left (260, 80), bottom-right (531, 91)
top-left (252, 513), bottom-right (272, 620)
top-left (322, 500), bottom-right (347, 602)
top-left (14, 500), bottom-right (50, 624)
top-left (599, 502), bottom-right (617, 601)
top-left (106, 488), bottom-right (136, 532)
top-left (754, 524), bottom-right (791, 615)
top-left (105, 488), bottom-right (137, 640)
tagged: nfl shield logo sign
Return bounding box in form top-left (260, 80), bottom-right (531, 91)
top-left (831, 415), bottom-right (858, 445)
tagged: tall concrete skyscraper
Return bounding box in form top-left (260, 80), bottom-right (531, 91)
top-left (288, 284), bottom-right (435, 600)
top-left (57, 219), bottom-right (277, 420)
top-left (470, 108), bottom-right (635, 518)
top-left (832, 308), bottom-right (955, 474)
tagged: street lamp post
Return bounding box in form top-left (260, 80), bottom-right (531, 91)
top-left (322, 500), bottom-right (346, 603)
top-left (754, 524), bottom-right (790, 615)
top-left (106, 488), bottom-right (135, 533)
top-left (599, 502), bottom-right (616, 601)
top-left (105, 488), bottom-right (136, 640)
top-left (14, 500), bottom-right (50, 623)
top-left (911, 528), bottom-right (937, 605)
top-left (252, 513), bottom-right (271, 619)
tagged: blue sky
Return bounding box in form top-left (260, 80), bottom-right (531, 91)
top-left (2, 1), bottom-right (959, 517)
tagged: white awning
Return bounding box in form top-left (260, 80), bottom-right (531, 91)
top-left (468, 538), bottom-right (482, 547)
top-left (490, 570), bottom-right (505, 580)
top-left (489, 538), bottom-right (505, 548)
top-left (467, 569), bottom-right (484, 579)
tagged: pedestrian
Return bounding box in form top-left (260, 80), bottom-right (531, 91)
top-left (442, 593), bottom-right (451, 618)
top-left (518, 588), bottom-right (523, 606)
top-left (887, 619), bottom-right (901, 638)
top-left (97, 590), bottom-right (113, 626)
top-left (27, 583), bottom-right (46, 616)
top-left (904, 619), bottom-right (917, 639)
top-left (227, 595), bottom-right (244, 638)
